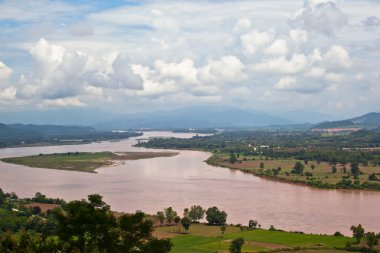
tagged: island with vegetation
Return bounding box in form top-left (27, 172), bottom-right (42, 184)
top-left (0, 188), bottom-right (379, 253)
top-left (136, 129), bottom-right (380, 190)
top-left (1, 151), bottom-right (178, 173)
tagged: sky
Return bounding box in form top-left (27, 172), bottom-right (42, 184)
top-left (0, 0), bottom-right (379, 118)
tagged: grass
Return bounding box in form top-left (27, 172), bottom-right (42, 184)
top-left (1, 151), bottom-right (178, 173)
top-left (154, 224), bottom-right (356, 253)
top-left (207, 154), bottom-right (380, 190)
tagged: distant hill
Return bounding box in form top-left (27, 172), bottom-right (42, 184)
top-left (312, 112), bottom-right (380, 130)
top-left (96, 106), bottom-right (291, 129)
top-left (0, 123), bottom-right (142, 148)
top-left (0, 124), bottom-right (95, 147)
top-left (9, 124), bottom-right (94, 137)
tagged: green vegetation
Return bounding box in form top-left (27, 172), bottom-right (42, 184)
top-left (0, 189), bottom-right (172, 253)
top-left (1, 151), bottom-right (178, 173)
top-left (207, 153), bottom-right (380, 190)
top-left (0, 123), bottom-right (142, 148)
top-left (137, 129), bottom-right (380, 190)
top-left (154, 223), bottom-right (375, 253)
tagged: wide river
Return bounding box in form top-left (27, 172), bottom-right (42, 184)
top-left (0, 131), bottom-right (379, 235)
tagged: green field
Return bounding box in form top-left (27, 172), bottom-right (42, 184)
top-left (1, 151), bottom-right (178, 173)
top-left (154, 224), bottom-right (357, 253)
top-left (207, 154), bottom-right (380, 190)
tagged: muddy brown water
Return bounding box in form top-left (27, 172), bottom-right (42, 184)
top-left (0, 131), bottom-right (379, 235)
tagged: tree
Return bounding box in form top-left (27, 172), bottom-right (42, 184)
top-left (292, 162), bottom-right (304, 174)
top-left (248, 220), bottom-right (258, 229)
top-left (164, 207), bottom-right (177, 225)
top-left (188, 205), bottom-right (205, 222)
top-left (180, 217), bottom-right (191, 233)
top-left (220, 224), bottom-right (227, 238)
top-left (229, 152), bottom-right (238, 164)
top-left (332, 166), bottom-right (337, 174)
top-left (206, 207), bottom-right (227, 226)
top-left (365, 232), bottom-right (378, 251)
top-left (117, 211), bottom-right (172, 253)
top-left (54, 194), bottom-right (117, 252)
top-left (350, 162), bottom-right (360, 176)
top-left (174, 216), bottom-right (181, 233)
top-left (31, 205), bottom-right (42, 215)
top-left (156, 211), bottom-right (165, 226)
top-left (350, 224), bottom-right (365, 243)
top-left (53, 194), bottom-right (172, 253)
top-left (1, 232), bottom-right (17, 252)
top-left (183, 208), bottom-right (189, 217)
top-left (259, 162), bottom-right (265, 169)
top-left (229, 237), bottom-right (244, 253)
top-left (311, 164), bottom-right (315, 170)
top-left (19, 230), bottom-right (33, 252)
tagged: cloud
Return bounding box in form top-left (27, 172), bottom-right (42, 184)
top-left (292, 1), bottom-right (347, 35)
top-left (0, 0), bottom-right (379, 115)
top-left (68, 23), bottom-right (94, 37)
top-left (240, 29), bottom-right (275, 54)
top-left (199, 55), bottom-right (246, 84)
top-left (362, 16), bottom-right (380, 29)
top-left (16, 39), bottom-right (145, 101)
top-left (275, 76), bottom-right (298, 90)
top-left (322, 45), bottom-right (352, 70)
top-left (0, 61), bottom-right (12, 82)
top-left (289, 29), bottom-right (308, 44)
top-left (107, 53), bottom-right (144, 89)
top-left (252, 54), bottom-right (307, 74)
top-left (39, 97), bottom-right (86, 108)
top-left (265, 39), bottom-right (288, 55)
top-left (0, 86), bottom-right (17, 102)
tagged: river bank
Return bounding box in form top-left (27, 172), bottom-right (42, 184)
top-left (205, 153), bottom-right (380, 191)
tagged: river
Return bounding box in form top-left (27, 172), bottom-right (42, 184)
top-left (0, 131), bottom-right (379, 235)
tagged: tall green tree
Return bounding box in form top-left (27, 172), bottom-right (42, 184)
top-left (350, 224), bottom-right (365, 243)
top-left (229, 152), bottom-right (238, 164)
top-left (164, 207), bottom-right (177, 225)
top-left (156, 211), bottom-right (165, 226)
top-left (292, 162), bottom-right (304, 174)
top-left (54, 194), bottom-right (117, 252)
top-left (206, 207), bottom-right (227, 226)
top-left (180, 217), bottom-right (191, 233)
top-left (188, 205), bottom-right (205, 222)
top-left (365, 232), bottom-right (378, 251)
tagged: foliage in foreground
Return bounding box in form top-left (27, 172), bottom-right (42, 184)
top-left (0, 189), bottom-right (172, 253)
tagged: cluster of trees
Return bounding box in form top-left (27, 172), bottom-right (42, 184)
top-left (349, 224), bottom-right (379, 251)
top-left (0, 190), bottom-right (172, 253)
top-left (156, 205), bottom-right (227, 233)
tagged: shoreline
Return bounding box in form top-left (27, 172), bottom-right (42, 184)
top-left (205, 155), bottom-right (380, 192)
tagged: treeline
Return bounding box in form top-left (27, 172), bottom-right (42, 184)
top-left (137, 129), bottom-right (380, 151)
top-left (0, 123), bottom-right (142, 147)
top-left (137, 130), bottom-right (380, 165)
top-left (0, 189), bottom-right (172, 253)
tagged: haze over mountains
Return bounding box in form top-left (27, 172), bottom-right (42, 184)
top-left (0, 106), bottom-right (338, 129)
top-left (1, 109), bottom-right (379, 147)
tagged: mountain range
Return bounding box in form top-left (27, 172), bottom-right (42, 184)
top-left (0, 107), bottom-right (378, 130)
top-left (313, 112), bottom-right (380, 130)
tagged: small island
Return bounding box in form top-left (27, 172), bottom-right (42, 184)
top-left (0, 151), bottom-right (178, 173)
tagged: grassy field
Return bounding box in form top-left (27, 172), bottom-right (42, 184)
top-left (207, 154), bottom-right (380, 190)
top-left (154, 224), bottom-right (358, 253)
top-left (1, 151), bottom-right (178, 173)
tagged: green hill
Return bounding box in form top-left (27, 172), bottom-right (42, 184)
top-left (313, 112), bottom-right (380, 130)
